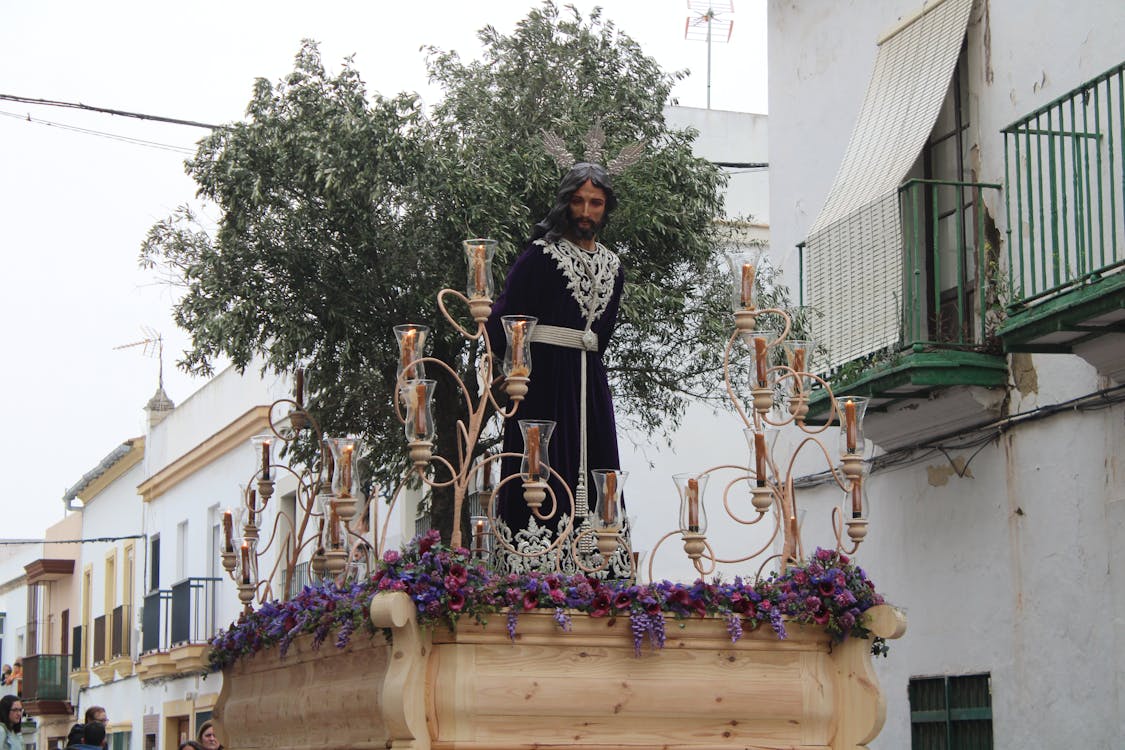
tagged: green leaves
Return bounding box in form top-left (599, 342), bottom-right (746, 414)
top-left (143, 2), bottom-right (729, 538)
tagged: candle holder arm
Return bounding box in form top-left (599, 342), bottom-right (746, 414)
top-left (437, 288), bottom-right (486, 341)
top-left (722, 331), bottom-right (754, 429)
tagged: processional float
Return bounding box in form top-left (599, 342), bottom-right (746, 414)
top-left (217, 240), bottom-right (875, 603)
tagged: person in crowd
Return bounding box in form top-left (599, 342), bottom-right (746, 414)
top-left (0, 696), bottom-right (23, 750)
top-left (0, 667), bottom-right (9, 686)
top-left (5, 663), bottom-right (20, 693)
top-left (178, 742), bottom-right (205, 750)
top-left (197, 720), bottom-right (222, 750)
top-left (66, 721), bottom-right (106, 750)
top-left (67, 705), bottom-right (108, 747)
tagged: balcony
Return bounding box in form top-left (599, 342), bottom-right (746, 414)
top-left (806, 179), bottom-right (1008, 448)
top-left (109, 604), bottom-right (133, 678)
top-left (136, 589), bottom-right (176, 681)
top-left (69, 624), bottom-right (89, 688)
top-left (999, 62), bottom-right (1125, 382)
top-left (88, 605), bottom-right (133, 683)
top-left (138, 578), bottom-right (220, 678)
top-left (91, 614), bottom-right (115, 683)
top-left (22, 654), bottom-right (72, 715)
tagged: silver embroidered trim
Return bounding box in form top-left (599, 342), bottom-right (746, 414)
top-left (537, 238), bottom-right (620, 324)
top-left (492, 513), bottom-right (635, 580)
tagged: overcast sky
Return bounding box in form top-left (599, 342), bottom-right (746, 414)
top-left (0, 0), bottom-right (766, 540)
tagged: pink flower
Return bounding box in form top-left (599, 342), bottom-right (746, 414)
top-left (590, 592), bottom-right (611, 617)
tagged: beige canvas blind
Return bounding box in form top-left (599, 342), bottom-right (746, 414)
top-left (805, 0), bottom-right (973, 371)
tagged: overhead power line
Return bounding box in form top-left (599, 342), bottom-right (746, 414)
top-left (0, 92), bottom-right (221, 130)
top-left (0, 110), bottom-right (196, 154)
top-left (0, 534), bottom-right (146, 546)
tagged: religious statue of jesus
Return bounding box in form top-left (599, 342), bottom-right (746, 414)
top-left (486, 157), bottom-right (633, 575)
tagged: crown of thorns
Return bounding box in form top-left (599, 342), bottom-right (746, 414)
top-left (539, 122), bottom-right (644, 175)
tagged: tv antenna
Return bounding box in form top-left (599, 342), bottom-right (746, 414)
top-left (114, 326), bottom-right (166, 388)
top-left (685, 1), bottom-right (735, 109)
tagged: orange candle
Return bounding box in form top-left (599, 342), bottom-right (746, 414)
top-left (240, 542), bottom-right (251, 584)
top-left (247, 489), bottom-right (257, 527)
top-left (473, 244), bottom-right (487, 295)
top-left (603, 471), bottom-right (618, 524)
top-left (329, 503), bottom-right (340, 549)
top-left (844, 399), bottom-right (857, 453)
top-left (851, 478), bottom-right (863, 518)
top-left (740, 263), bottom-right (755, 307)
top-left (413, 382), bottom-right (427, 436)
top-left (792, 348), bottom-right (806, 373)
top-left (754, 336), bottom-right (768, 387)
top-left (295, 368), bottom-right (304, 407)
top-left (400, 328), bottom-right (417, 378)
top-left (261, 441), bottom-right (271, 478)
top-left (511, 321), bottom-right (526, 371)
top-left (526, 425), bottom-right (540, 479)
top-left (473, 518), bottom-right (485, 552)
top-left (687, 478), bottom-right (699, 532)
top-left (339, 446), bottom-right (353, 497)
top-left (222, 510), bottom-right (233, 553)
top-left (754, 432), bottom-right (767, 488)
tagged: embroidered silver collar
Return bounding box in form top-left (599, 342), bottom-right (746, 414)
top-left (537, 238), bottom-right (620, 324)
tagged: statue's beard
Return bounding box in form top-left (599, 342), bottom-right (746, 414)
top-left (567, 211), bottom-right (603, 241)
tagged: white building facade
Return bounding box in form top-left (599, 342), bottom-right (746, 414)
top-left (768, 1), bottom-right (1125, 747)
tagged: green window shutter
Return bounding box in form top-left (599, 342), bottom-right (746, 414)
top-left (909, 673), bottom-right (993, 750)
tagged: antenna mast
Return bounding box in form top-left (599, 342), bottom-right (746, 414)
top-left (685, 1), bottom-right (735, 110)
top-left (114, 326), bottom-right (166, 388)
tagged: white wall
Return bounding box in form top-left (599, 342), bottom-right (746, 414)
top-left (767, 0), bottom-right (1125, 747)
top-left (0, 543), bottom-right (34, 673)
top-left (665, 105), bottom-right (769, 223)
top-left (144, 363), bottom-right (290, 477)
top-left (76, 458), bottom-right (145, 727)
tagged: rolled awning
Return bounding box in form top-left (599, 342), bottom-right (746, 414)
top-left (809, 0), bottom-right (974, 236)
top-left (805, 0), bottom-right (974, 371)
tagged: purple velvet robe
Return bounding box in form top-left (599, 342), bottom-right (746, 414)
top-left (486, 239), bottom-right (625, 533)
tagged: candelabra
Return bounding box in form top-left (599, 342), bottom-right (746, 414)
top-left (222, 240), bottom-right (871, 605)
top-left (219, 372), bottom-right (379, 611)
top-left (385, 239), bottom-right (633, 578)
top-left (648, 246), bottom-right (872, 580)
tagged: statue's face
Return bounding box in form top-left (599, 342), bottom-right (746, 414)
top-left (567, 179), bottom-right (607, 241)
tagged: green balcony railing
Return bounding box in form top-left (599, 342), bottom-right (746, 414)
top-left (22, 654), bottom-right (69, 702)
top-left (900, 178), bottom-right (1003, 347)
top-left (1003, 61), bottom-right (1125, 308)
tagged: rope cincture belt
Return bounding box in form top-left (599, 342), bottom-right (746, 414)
top-left (529, 323), bottom-right (598, 548)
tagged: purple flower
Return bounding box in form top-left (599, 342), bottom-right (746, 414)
top-left (207, 536), bottom-right (889, 673)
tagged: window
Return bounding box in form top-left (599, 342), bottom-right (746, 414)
top-left (149, 535), bottom-right (160, 592)
top-left (909, 673), bottom-right (993, 749)
top-left (176, 521), bottom-right (189, 581)
top-left (124, 543), bottom-right (136, 614)
top-left (105, 549), bottom-right (118, 619)
top-left (82, 567), bottom-right (92, 669)
top-left (109, 732), bottom-right (129, 750)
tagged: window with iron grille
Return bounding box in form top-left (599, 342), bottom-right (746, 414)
top-left (109, 730), bottom-right (129, 750)
top-left (909, 673), bottom-right (993, 749)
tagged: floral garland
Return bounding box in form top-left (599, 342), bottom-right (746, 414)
top-left (208, 530), bottom-right (886, 671)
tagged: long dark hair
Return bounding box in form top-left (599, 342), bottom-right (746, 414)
top-left (0, 695), bottom-right (20, 732)
top-left (532, 162), bottom-right (618, 243)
